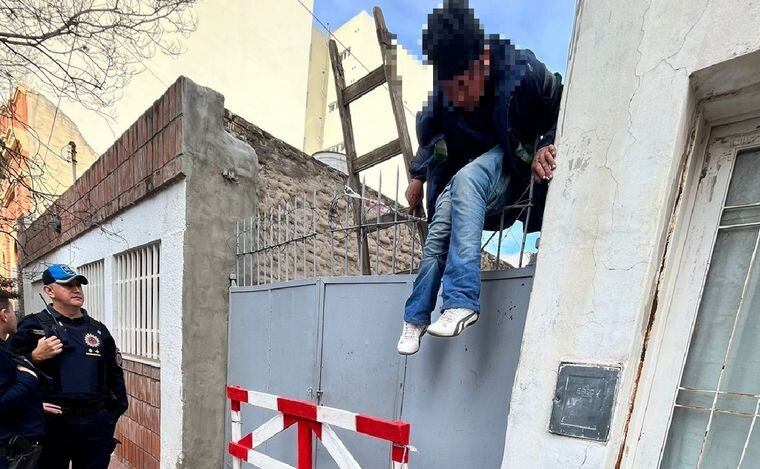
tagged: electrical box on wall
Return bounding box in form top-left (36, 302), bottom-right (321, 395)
top-left (549, 362), bottom-right (621, 442)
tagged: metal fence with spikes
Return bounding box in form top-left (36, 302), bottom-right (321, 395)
top-left (234, 169), bottom-right (537, 287)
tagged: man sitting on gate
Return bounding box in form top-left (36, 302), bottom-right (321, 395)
top-left (397, 0), bottom-right (563, 354)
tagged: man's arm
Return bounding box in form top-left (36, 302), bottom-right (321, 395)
top-left (9, 316), bottom-right (62, 364)
top-left (104, 332), bottom-right (128, 417)
top-left (0, 351), bottom-right (38, 419)
top-left (527, 55), bottom-right (564, 182)
top-left (407, 102), bottom-right (442, 208)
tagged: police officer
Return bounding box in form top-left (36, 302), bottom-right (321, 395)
top-left (0, 292), bottom-right (44, 469)
top-left (11, 265), bottom-right (128, 469)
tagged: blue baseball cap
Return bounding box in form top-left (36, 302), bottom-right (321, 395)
top-left (42, 264), bottom-right (89, 286)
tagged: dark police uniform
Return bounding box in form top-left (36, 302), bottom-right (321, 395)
top-left (0, 339), bottom-right (44, 469)
top-left (11, 308), bottom-right (127, 469)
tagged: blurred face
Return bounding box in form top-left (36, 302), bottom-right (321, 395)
top-left (0, 300), bottom-right (17, 336)
top-left (440, 48), bottom-right (490, 112)
top-left (44, 281), bottom-right (84, 308)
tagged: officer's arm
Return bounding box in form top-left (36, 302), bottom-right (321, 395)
top-left (0, 353), bottom-right (38, 419)
top-left (104, 333), bottom-right (128, 416)
top-left (9, 317), bottom-right (41, 358)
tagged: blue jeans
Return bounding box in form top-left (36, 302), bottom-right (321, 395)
top-left (404, 146), bottom-right (512, 325)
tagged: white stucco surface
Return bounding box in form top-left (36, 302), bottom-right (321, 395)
top-left (502, 1), bottom-right (760, 467)
top-left (22, 181), bottom-right (187, 468)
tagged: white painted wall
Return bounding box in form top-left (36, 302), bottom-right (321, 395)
top-left (22, 181), bottom-right (186, 468)
top-left (502, 1), bottom-right (760, 468)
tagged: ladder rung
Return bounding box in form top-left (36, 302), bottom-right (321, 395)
top-left (342, 66), bottom-right (386, 105)
top-left (353, 139), bottom-right (401, 173)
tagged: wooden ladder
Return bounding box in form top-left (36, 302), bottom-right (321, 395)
top-left (328, 6), bottom-right (428, 275)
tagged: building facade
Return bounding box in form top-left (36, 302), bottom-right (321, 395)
top-left (503, 1), bottom-right (760, 467)
top-left (0, 87), bottom-right (97, 289)
top-left (20, 77), bottom-right (258, 468)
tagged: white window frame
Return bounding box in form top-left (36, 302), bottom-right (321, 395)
top-left (623, 117), bottom-right (760, 467)
top-left (113, 242), bottom-right (160, 364)
top-left (78, 260), bottom-right (105, 323)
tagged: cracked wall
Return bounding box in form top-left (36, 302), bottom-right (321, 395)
top-left (501, 1), bottom-right (760, 468)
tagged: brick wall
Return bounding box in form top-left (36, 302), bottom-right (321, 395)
top-left (114, 359), bottom-right (161, 469)
top-left (19, 77), bottom-right (186, 267)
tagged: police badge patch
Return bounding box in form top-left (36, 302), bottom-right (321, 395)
top-left (85, 333), bottom-right (102, 357)
top-left (84, 333), bottom-right (101, 348)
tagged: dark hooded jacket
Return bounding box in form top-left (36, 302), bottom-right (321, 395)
top-left (410, 38), bottom-right (563, 231)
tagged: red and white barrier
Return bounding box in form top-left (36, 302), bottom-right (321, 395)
top-left (227, 385), bottom-right (412, 469)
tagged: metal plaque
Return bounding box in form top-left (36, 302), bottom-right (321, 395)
top-left (549, 362), bottom-right (621, 442)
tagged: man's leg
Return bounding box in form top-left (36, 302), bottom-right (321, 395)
top-left (70, 410), bottom-right (117, 469)
top-left (403, 188), bottom-right (453, 325)
top-left (398, 189), bottom-right (453, 354)
top-left (38, 415), bottom-right (73, 469)
top-left (430, 147), bottom-right (510, 335)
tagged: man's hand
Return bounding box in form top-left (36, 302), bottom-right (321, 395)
top-left (16, 365), bottom-right (37, 379)
top-left (532, 144), bottom-right (558, 183)
top-left (31, 336), bottom-right (63, 363)
top-left (43, 403), bottom-right (63, 414)
top-left (405, 179), bottom-right (424, 212)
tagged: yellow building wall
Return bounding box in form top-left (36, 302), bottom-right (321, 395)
top-left (59, 0), bottom-right (316, 153)
top-left (307, 10), bottom-right (434, 198)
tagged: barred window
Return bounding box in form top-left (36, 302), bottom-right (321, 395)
top-left (78, 260), bottom-right (105, 323)
top-left (114, 243), bottom-right (160, 362)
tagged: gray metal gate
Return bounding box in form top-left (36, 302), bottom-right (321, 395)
top-left (227, 268), bottom-right (533, 468)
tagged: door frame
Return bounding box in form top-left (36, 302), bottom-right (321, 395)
top-left (621, 115), bottom-right (760, 467)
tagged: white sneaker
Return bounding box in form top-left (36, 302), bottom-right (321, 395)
top-left (427, 308), bottom-right (479, 337)
top-left (397, 322), bottom-right (427, 355)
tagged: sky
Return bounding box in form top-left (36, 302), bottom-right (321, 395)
top-left (312, 0), bottom-right (576, 261)
top-left (313, 0), bottom-right (577, 75)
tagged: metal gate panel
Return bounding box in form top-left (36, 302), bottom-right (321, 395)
top-left (399, 269), bottom-right (533, 468)
top-left (228, 281), bottom-right (322, 466)
top-left (228, 268), bottom-right (534, 468)
top-left (315, 276), bottom-right (413, 469)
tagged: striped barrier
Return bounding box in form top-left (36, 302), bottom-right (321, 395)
top-left (227, 385), bottom-right (412, 469)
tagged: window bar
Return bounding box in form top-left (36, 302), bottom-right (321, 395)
top-left (696, 228), bottom-right (760, 468)
top-left (153, 244), bottom-right (160, 359)
top-left (146, 248), bottom-right (152, 360)
top-left (142, 247), bottom-right (147, 359)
